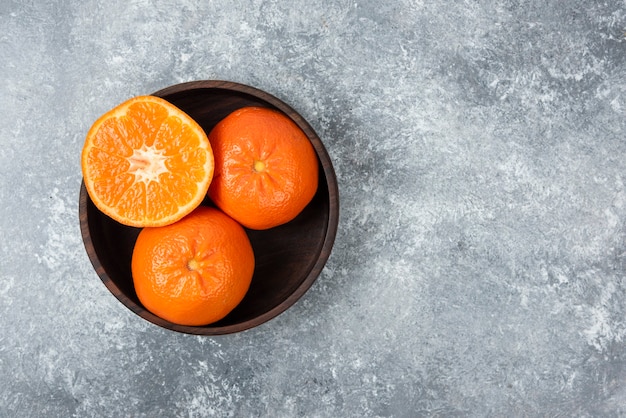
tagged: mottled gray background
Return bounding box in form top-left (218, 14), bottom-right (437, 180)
top-left (1, 0), bottom-right (625, 416)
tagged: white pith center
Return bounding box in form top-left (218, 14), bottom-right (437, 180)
top-left (127, 144), bottom-right (169, 184)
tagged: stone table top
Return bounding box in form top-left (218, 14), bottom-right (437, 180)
top-left (1, 1), bottom-right (625, 416)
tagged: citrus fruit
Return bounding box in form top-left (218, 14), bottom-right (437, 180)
top-left (207, 106), bottom-right (319, 230)
top-left (81, 95), bottom-right (213, 227)
top-left (131, 206), bottom-right (255, 326)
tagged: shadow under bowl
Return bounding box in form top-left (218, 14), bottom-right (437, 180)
top-left (79, 80), bottom-right (339, 335)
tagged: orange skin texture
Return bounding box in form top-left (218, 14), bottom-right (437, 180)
top-left (208, 107), bottom-right (319, 230)
top-left (131, 206), bottom-right (255, 326)
top-left (81, 95), bottom-right (214, 227)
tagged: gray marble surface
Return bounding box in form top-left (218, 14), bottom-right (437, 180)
top-left (1, 1), bottom-right (625, 416)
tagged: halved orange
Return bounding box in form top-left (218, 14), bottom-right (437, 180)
top-left (81, 96), bottom-right (213, 227)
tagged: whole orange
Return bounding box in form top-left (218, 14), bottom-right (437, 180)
top-left (207, 106), bottom-right (319, 230)
top-left (131, 206), bottom-right (255, 326)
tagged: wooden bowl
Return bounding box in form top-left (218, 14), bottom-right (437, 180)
top-left (79, 80), bottom-right (339, 335)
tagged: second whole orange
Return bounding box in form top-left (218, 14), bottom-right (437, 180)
top-left (207, 106), bottom-right (319, 230)
top-left (131, 206), bottom-right (255, 326)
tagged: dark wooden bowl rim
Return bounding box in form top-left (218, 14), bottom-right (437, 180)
top-left (79, 80), bottom-right (339, 335)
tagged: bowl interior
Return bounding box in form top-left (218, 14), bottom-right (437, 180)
top-left (79, 80), bottom-right (338, 335)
